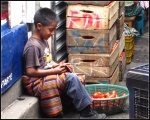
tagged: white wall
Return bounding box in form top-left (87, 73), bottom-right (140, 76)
top-left (7, 1), bottom-right (53, 51)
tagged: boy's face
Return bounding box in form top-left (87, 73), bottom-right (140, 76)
top-left (37, 22), bottom-right (57, 40)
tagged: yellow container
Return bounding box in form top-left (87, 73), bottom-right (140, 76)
top-left (126, 54), bottom-right (133, 64)
top-left (126, 51), bottom-right (133, 64)
top-left (125, 37), bottom-right (134, 49)
top-left (126, 46), bottom-right (134, 57)
top-left (125, 34), bottom-right (134, 41)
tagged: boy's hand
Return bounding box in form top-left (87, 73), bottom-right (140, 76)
top-left (52, 64), bottom-right (67, 74)
top-left (61, 63), bottom-right (73, 72)
top-left (50, 61), bottom-right (59, 68)
top-left (60, 60), bottom-right (66, 64)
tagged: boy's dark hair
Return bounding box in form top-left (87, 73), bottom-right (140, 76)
top-left (34, 7), bottom-right (60, 27)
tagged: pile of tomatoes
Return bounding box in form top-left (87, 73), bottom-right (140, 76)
top-left (90, 90), bottom-right (126, 99)
top-left (90, 90), bottom-right (126, 111)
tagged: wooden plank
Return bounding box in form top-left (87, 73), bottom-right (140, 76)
top-left (64, 1), bottom-right (111, 6)
top-left (67, 32), bottom-right (117, 54)
top-left (119, 50), bottom-right (126, 81)
top-left (117, 14), bottom-right (125, 27)
top-left (118, 2), bottom-right (125, 17)
top-left (119, 50), bottom-right (126, 72)
top-left (66, 1), bottom-right (119, 19)
top-left (85, 65), bottom-right (119, 84)
top-left (114, 76), bottom-right (119, 85)
top-left (119, 1), bottom-right (125, 7)
top-left (66, 1), bottom-right (119, 30)
top-left (68, 42), bottom-right (119, 67)
top-left (116, 32), bottom-right (125, 56)
top-left (66, 23), bottom-right (116, 47)
top-left (119, 68), bottom-right (126, 81)
top-left (116, 23), bottom-right (124, 40)
top-left (71, 54), bottom-right (119, 78)
top-left (66, 11), bottom-right (118, 30)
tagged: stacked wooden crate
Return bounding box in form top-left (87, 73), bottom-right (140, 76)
top-left (65, 1), bottom-right (120, 85)
top-left (116, 1), bottom-right (126, 81)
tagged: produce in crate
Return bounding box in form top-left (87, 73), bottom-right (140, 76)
top-left (90, 90), bottom-right (126, 99)
top-left (85, 84), bottom-right (129, 115)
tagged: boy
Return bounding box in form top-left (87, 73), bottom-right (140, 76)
top-left (22, 7), bottom-right (106, 119)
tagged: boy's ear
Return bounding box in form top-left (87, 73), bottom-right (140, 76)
top-left (37, 23), bottom-right (42, 30)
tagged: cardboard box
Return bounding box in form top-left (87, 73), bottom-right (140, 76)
top-left (66, 1), bottom-right (119, 29)
top-left (85, 65), bottom-right (119, 84)
top-left (68, 41), bottom-right (119, 67)
top-left (67, 32), bottom-right (117, 54)
top-left (66, 23), bottom-right (116, 53)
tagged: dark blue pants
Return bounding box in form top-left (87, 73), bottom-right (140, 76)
top-left (61, 73), bottom-right (92, 111)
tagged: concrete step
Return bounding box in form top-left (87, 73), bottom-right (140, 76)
top-left (1, 77), bottom-right (24, 111)
top-left (1, 95), bottom-right (41, 119)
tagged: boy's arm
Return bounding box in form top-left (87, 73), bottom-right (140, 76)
top-left (26, 65), bottom-right (67, 77)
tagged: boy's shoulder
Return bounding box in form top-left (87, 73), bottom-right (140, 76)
top-left (24, 37), bottom-right (42, 50)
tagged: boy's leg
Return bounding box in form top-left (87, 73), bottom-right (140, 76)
top-left (63, 73), bottom-right (106, 119)
top-left (64, 73), bottom-right (92, 111)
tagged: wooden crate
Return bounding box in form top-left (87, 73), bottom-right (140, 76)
top-left (67, 32), bottom-right (117, 54)
top-left (114, 76), bottom-right (119, 85)
top-left (116, 32), bottom-right (125, 56)
top-left (116, 23), bottom-right (124, 40)
top-left (119, 50), bottom-right (126, 71)
top-left (116, 14), bottom-right (125, 39)
top-left (85, 65), bottom-right (119, 84)
top-left (118, 2), bottom-right (125, 17)
top-left (119, 1), bottom-right (125, 6)
top-left (66, 23), bottom-right (116, 54)
top-left (71, 54), bottom-right (119, 78)
top-left (119, 50), bottom-right (126, 81)
top-left (117, 14), bottom-right (125, 27)
top-left (68, 41), bottom-right (119, 67)
top-left (66, 1), bottom-right (119, 29)
top-left (64, 1), bottom-right (111, 6)
top-left (72, 58), bottom-right (119, 78)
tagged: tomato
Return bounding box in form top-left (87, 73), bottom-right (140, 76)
top-left (100, 94), bottom-right (105, 98)
top-left (103, 92), bottom-right (110, 98)
top-left (97, 91), bottom-right (102, 95)
top-left (109, 90), bottom-right (117, 98)
top-left (122, 93), bottom-right (126, 96)
top-left (109, 93), bottom-right (116, 98)
top-left (111, 90), bottom-right (117, 95)
top-left (93, 92), bottom-right (100, 98)
top-left (90, 95), bottom-right (94, 98)
top-left (92, 92), bottom-right (102, 98)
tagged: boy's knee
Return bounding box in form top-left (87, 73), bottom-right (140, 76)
top-left (66, 73), bottom-right (79, 82)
